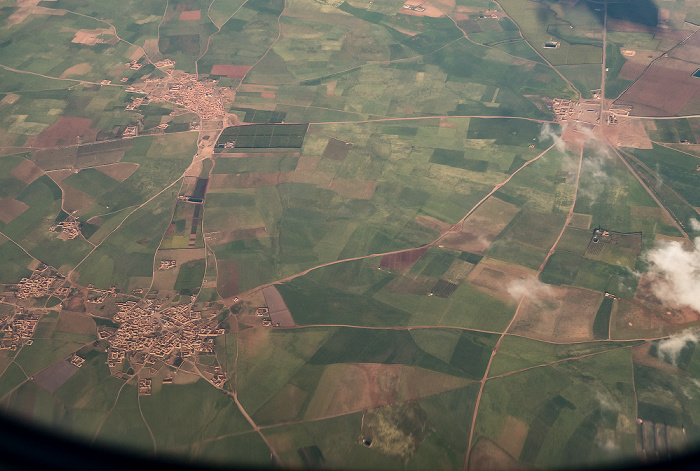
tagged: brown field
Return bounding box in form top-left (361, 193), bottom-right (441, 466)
top-left (55, 311), bottom-right (95, 335)
top-left (415, 215), bottom-right (452, 234)
top-left (467, 258), bottom-right (536, 304)
top-left (45, 169), bottom-right (73, 183)
top-left (7, 0), bottom-right (65, 26)
top-left (179, 10), bottom-right (201, 20)
top-left (289, 170), bottom-right (333, 187)
top-left (630, 206), bottom-right (672, 222)
top-left (470, 438), bottom-right (525, 470)
top-left (60, 295), bottom-right (85, 312)
top-left (10, 159), bottom-right (43, 184)
top-left (57, 184), bottom-right (94, 213)
top-left (95, 162), bottom-right (139, 182)
top-left (440, 197), bottom-right (520, 253)
top-left (398, 366), bottom-right (471, 401)
top-left (611, 276), bottom-right (700, 338)
top-left (208, 172), bottom-right (292, 190)
top-left (260, 92), bottom-right (276, 99)
top-left (0, 197), bottom-right (29, 223)
top-left (325, 80), bottom-right (336, 97)
top-left (71, 29), bottom-right (113, 45)
top-left (631, 342), bottom-right (680, 375)
top-left (321, 138), bottom-right (353, 161)
top-left (304, 363), bottom-right (402, 419)
top-left (617, 60), bottom-right (647, 81)
top-left (60, 62), bottom-right (92, 78)
top-left (33, 117), bottom-right (94, 148)
top-left (509, 286), bottom-right (601, 342)
top-left (498, 416), bottom-right (529, 460)
top-left (262, 285), bottom-right (294, 327)
top-left (380, 246), bottom-right (430, 270)
top-left (601, 117), bottom-right (653, 149)
top-left (0, 93), bottom-right (19, 105)
top-left (615, 58), bottom-right (700, 117)
top-left (329, 179), bottom-right (376, 200)
top-left (210, 65), bottom-right (252, 79)
top-left (217, 260), bottom-right (239, 298)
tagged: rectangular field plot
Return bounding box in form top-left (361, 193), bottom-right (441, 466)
top-left (216, 124), bottom-right (308, 149)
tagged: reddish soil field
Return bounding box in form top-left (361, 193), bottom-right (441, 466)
top-left (415, 215), bottom-right (452, 234)
top-left (33, 117), bottom-right (95, 148)
top-left (210, 65), bottom-right (252, 79)
top-left (320, 363), bottom-right (403, 417)
top-left (261, 92), bottom-right (276, 98)
top-left (380, 246), bottom-right (429, 270)
top-left (179, 10), bottom-right (201, 20)
top-left (10, 159), bottom-right (43, 184)
top-left (217, 260), bottom-right (239, 298)
top-left (0, 197), bottom-right (29, 223)
top-left (615, 58), bottom-right (700, 116)
top-left (321, 138), bottom-right (353, 161)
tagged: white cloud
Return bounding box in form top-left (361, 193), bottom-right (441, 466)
top-left (690, 218), bottom-right (700, 231)
top-left (656, 330), bottom-right (699, 366)
top-left (644, 237), bottom-right (700, 312)
top-left (595, 390), bottom-right (620, 412)
top-left (506, 277), bottom-right (553, 303)
top-left (539, 123), bottom-right (565, 153)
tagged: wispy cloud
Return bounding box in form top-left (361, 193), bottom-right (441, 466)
top-left (656, 330), bottom-right (699, 366)
top-left (506, 276), bottom-right (553, 303)
top-left (539, 123), bottom-right (565, 153)
top-left (644, 237), bottom-right (700, 312)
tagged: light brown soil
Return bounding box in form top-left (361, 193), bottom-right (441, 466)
top-left (217, 260), bottom-right (239, 298)
top-left (498, 416), bottom-right (529, 460)
top-left (56, 311), bottom-right (96, 335)
top-left (179, 10), bottom-right (201, 20)
top-left (57, 184), bottom-right (94, 213)
top-left (415, 215), bottom-right (452, 234)
top-left (615, 58), bottom-right (700, 117)
top-left (295, 155), bottom-right (320, 172)
top-left (94, 162), bottom-right (139, 182)
top-left (10, 159), bottom-right (43, 184)
top-left (601, 117), bottom-right (653, 149)
top-left (312, 363), bottom-right (403, 418)
top-left (34, 117), bottom-right (94, 148)
top-left (0, 198), bottom-right (29, 224)
top-left (60, 62), bottom-right (92, 78)
top-left (467, 258), bottom-right (536, 304)
top-left (380, 246), bottom-right (430, 271)
top-left (509, 286), bottom-right (601, 342)
top-left (440, 197), bottom-right (520, 254)
top-left (329, 179), bottom-right (377, 200)
top-left (469, 438), bottom-right (526, 471)
top-left (398, 366), bottom-right (471, 401)
top-left (260, 92), bottom-right (276, 99)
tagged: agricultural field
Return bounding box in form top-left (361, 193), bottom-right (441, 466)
top-left (0, 0), bottom-right (699, 469)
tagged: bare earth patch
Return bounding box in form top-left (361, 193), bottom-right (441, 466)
top-left (60, 62), bottom-right (92, 78)
top-left (306, 363), bottom-right (403, 418)
top-left (399, 1), bottom-right (445, 17)
top-left (179, 10), bottom-right (201, 20)
top-left (34, 116), bottom-right (94, 148)
top-left (94, 162), bottom-right (139, 182)
top-left (467, 257), bottom-right (536, 304)
top-left (469, 438), bottom-right (526, 470)
top-left (10, 159), bottom-right (43, 184)
top-left (509, 286), bottom-right (601, 342)
top-left (0, 197), bottom-right (29, 223)
top-left (210, 65), bottom-right (252, 79)
top-left (440, 197), bottom-right (520, 253)
top-left (415, 215), bottom-right (452, 234)
top-left (498, 416), bottom-right (529, 460)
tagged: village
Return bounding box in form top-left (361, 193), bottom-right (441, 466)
top-left (129, 69), bottom-right (236, 120)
